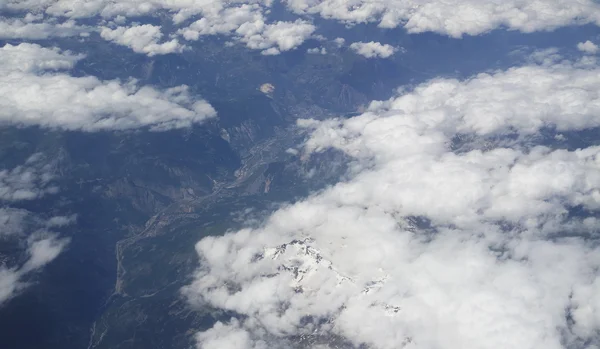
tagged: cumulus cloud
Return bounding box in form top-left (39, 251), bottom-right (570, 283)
top-left (307, 47), bottom-right (327, 54)
top-left (2, 0), bottom-right (230, 21)
top-left (2, 0), bottom-right (269, 24)
top-left (179, 4), bottom-right (315, 55)
top-left (0, 43), bottom-right (216, 131)
top-left (333, 37), bottom-right (345, 47)
top-left (349, 41), bottom-right (397, 58)
top-left (249, 20), bottom-right (316, 55)
top-left (5, 0), bottom-right (315, 55)
top-left (100, 24), bottom-right (185, 56)
top-left (578, 40), bottom-right (599, 54)
top-left (178, 4), bottom-right (264, 39)
top-left (283, 0), bottom-right (600, 37)
top-left (0, 42), bottom-right (82, 74)
top-left (4, 0), bottom-right (600, 39)
top-left (183, 57), bottom-right (600, 349)
top-left (0, 14), bottom-right (88, 39)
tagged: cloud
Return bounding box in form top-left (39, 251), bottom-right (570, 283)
top-left (178, 4), bottom-right (264, 39)
top-left (307, 47), bottom-right (327, 54)
top-left (0, 42), bottom-right (83, 74)
top-left (0, 43), bottom-right (216, 131)
top-left (4, 0), bottom-right (600, 40)
top-left (1, 208), bottom-right (74, 237)
top-left (349, 41), bottom-right (397, 58)
top-left (0, 14), bottom-right (88, 39)
top-left (2, 0), bottom-right (269, 26)
top-left (100, 24), bottom-right (185, 56)
top-left (21, 234), bottom-right (69, 273)
top-left (0, 208), bottom-right (28, 236)
top-left (333, 37), bottom-right (345, 47)
top-left (578, 40), bottom-right (599, 54)
top-left (310, 62), bottom-right (600, 138)
top-left (2, 0), bottom-right (268, 24)
top-left (183, 57), bottom-right (600, 349)
top-left (179, 4), bottom-right (315, 55)
top-left (0, 235), bottom-right (69, 305)
top-left (248, 20), bottom-right (315, 55)
top-left (0, 155), bottom-right (71, 306)
top-left (1, 0), bottom-right (171, 19)
top-left (283, 0), bottom-right (600, 37)
top-left (5, 1), bottom-right (315, 55)
top-left (45, 215), bottom-right (77, 228)
top-left (0, 269), bottom-right (20, 306)
top-left (195, 320), bottom-right (268, 349)
top-left (0, 153), bottom-right (57, 202)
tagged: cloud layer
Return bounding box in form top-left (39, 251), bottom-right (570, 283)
top-left (0, 43), bottom-right (216, 131)
top-left (3, 0), bottom-right (600, 46)
top-left (183, 55), bottom-right (600, 349)
top-left (284, 0), bottom-right (600, 37)
top-left (0, 14), bottom-right (88, 39)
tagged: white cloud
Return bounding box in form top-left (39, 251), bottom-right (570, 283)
top-left (0, 43), bottom-right (216, 131)
top-left (1, 210), bottom-right (74, 237)
top-left (283, 0), bottom-right (600, 37)
top-left (45, 215), bottom-right (77, 228)
top-left (307, 47), bottom-right (327, 54)
top-left (0, 269), bottom-right (20, 306)
top-left (349, 41), bottom-right (397, 58)
top-left (578, 40), bottom-right (599, 54)
top-left (184, 57), bottom-right (600, 349)
top-left (195, 320), bottom-right (267, 349)
top-left (178, 4), bottom-right (264, 39)
top-left (0, 153), bottom-right (57, 202)
top-left (0, 16), bottom-right (88, 39)
top-left (179, 4), bottom-right (315, 55)
top-left (21, 235), bottom-right (69, 273)
top-left (5, 1), bottom-right (315, 55)
top-left (1, 0), bottom-right (267, 27)
top-left (251, 20), bottom-right (315, 53)
top-left (100, 24), bottom-right (185, 56)
top-left (333, 37), bottom-right (345, 47)
top-left (2, 0), bottom-right (268, 23)
top-left (0, 155), bottom-right (71, 306)
top-left (0, 235), bottom-right (69, 305)
top-left (316, 62), bottom-right (600, 138)
top-left (0, 42), bottom-right (83, 75)
top-left (3, 0), bottom-right (600, 39)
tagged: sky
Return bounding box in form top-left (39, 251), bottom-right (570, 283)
top-left (1, 1), bottom-right (600, 349)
